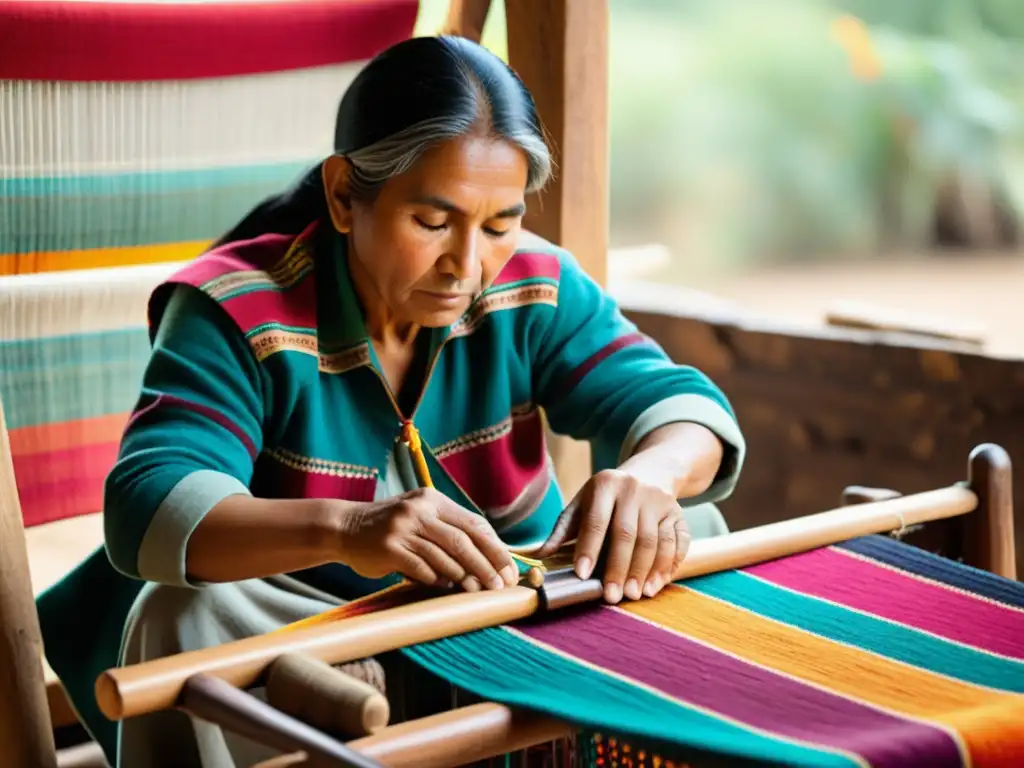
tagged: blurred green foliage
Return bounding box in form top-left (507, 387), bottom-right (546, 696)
top-left (415, 0), bottom-right (1024, 265)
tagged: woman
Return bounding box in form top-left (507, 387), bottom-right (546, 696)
top-left (84, 35), bottom-right (743, 767)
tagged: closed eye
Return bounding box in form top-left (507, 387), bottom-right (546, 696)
top-left (414, 216), bottom-right (447, 232)
top-left (483, 226), bottom-right (511, 238)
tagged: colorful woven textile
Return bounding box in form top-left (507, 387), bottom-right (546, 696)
top-left (0, 0), bottom-right (416, 276)
top-left (380, 535), bottom-right (1024, 767)
top-left (0, 264), bottom-right (174, 526)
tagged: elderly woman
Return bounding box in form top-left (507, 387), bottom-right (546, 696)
top-left (49, 35), bottom-right (744, 768)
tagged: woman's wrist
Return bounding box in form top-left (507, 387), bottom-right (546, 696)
top-left (313, 497), bottom-right (369, 564)
top-left (619, 422), bottom-right (724, 499)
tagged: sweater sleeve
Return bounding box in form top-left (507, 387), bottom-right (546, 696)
top-left (531, 251), bottom-right (745, 505)
top-left (103, 285), bottom-right (264, 587)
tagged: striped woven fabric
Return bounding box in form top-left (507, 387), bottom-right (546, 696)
top-left (0, 0), bottom-right (417, 276)
top-left (0, 263), bottom-right (177, 527)
top-left (339, 535), bottom-right (1024, 767)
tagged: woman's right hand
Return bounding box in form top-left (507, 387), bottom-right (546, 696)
top-left (335, 488), bottom-right (519, 591)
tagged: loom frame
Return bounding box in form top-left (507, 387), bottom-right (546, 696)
top-left (86, 443), bottom-right (1014, 768)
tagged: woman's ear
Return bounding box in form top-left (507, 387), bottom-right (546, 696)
top-left (322, 155), bottom-right (355, 233)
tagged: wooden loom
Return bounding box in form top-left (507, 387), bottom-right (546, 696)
top-left (83, 443), bottom-right (1015, 768)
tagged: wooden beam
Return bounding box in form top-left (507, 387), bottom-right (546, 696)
top-left (506, 0), bottom-right (610, 497)
top-left (0, 398), bottom-right (57, 767)
top-left (440, 0), bottom-right (493, 42)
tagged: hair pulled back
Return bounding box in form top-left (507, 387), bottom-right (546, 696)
top-left (217, 36), bottom-right (551, 245)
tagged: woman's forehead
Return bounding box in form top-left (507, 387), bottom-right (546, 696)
top-left (407, 136), bottom-right (528, 188)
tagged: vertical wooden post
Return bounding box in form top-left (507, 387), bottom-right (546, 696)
top-left (0, 399), bottom-right (57, 767)
top-left (506, 0), bottom-right (610, 498)
top-left (965, 443), bottom-right (1016, 579)
top-left (440, 0), bottom-right (493, 41)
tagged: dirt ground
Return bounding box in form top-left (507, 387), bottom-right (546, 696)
top-left (656, 252), bottom-right (1024, 356)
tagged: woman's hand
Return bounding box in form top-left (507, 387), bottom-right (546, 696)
top-left (536, 469), bottom-right (690, 604)
top-left (335, 488), bottom-right (518, 592)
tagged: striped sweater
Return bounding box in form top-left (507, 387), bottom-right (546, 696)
top-left (38, 221), bottom-right (745, 754)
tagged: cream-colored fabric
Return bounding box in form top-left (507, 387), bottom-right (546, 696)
top-left (2, 63), bottom-right (363, 178)
top-left (0, 263), bottom-right (176, 341)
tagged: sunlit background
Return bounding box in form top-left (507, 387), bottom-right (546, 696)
top-left (417, 0), bottom-right (1024, 354)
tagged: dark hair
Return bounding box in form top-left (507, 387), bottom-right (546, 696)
top-left (217, 36), bottom-right (551, 245)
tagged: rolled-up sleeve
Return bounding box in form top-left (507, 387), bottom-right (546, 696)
top-left (103, 285), bottom-right (264, 587)
top-left (531, 250), bottom-right (745, 503)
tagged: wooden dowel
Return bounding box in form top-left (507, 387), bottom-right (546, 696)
top-left (266, 654), bottom-right (389, 738)
top-left (98, 586), bottom-right (540, 722)
top-left (251, 703), bottom-right (571, 768)
top-left (179, 674), bottom-right (383, 768)
top-left (96, 485), bottom-right (977, 723)
top-left (841, 486), bottom-right (902, 506)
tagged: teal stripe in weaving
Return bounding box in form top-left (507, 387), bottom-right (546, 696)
top-left (0, 330), bottom-right (150, 429)
top-left (0, 162), bottom-right (315, 254)
top-left (2, 162), bottom-right (316, 197)
top-left (688, 570), bottom-right (1024, 692)
top-left (401, 627), bottom-right (859, 768)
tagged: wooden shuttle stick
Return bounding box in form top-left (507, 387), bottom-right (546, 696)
top-left (250, 703), bottom-right (571, 768)
top-left (96, 485), bottom-right (978, 722)
top-left (179, 674), bottom-right (384, 768)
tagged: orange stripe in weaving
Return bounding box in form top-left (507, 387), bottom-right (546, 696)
top-left (624, 585), bottom-right (1024, 767)
top-left (0, 241), bottom-right (207, 275)
top-left (273, 581), bottom-right (428, 634)
top-left (8, 413), bottom-right (129, 456)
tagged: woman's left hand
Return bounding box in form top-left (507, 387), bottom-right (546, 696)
top-left (534, 469), bottom-right (690, 604)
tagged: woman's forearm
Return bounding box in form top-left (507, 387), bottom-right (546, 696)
top-left (618, 421), bottom-right (725, 500)
top-left (185, 495), bottom-right (353, 583)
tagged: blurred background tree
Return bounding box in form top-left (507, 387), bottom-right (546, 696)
top-left (415, 0), bottom-right (1024, 272)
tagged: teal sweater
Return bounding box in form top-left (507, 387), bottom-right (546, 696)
top-left (36, 222), bottom-right (745, 762)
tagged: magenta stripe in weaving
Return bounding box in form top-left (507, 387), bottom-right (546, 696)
top-left (746, 548), bottom-right (1024, 659)
top-left (516, 607), bottom-right (964, 768)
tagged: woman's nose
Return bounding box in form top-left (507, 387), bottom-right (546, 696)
top-left (446, 230), bottom-right (480, 279)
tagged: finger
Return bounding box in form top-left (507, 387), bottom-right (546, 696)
top-left (406, 537), bottom-right (467, 585)
top-left (603, 497), bottom-right (640, 604)
top-left (624, 508), bottom-right (661, 601)
top-left (532, 500), bottom-right (580, 560)
top-left (422, 517), bottom-right (505, 590)
top-left (436, 504), bottom-right (516, 585)
top-left (645, 516), bottom-right (678, 597)
top-left (574, 485), bottom-right (616, 582)
top-left (392, 546), bottom-right (439, 586)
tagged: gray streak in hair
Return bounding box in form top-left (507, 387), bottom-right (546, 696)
top-left (344, 92), bottom-right (552, 203)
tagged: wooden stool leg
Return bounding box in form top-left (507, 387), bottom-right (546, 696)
top-left (0, 401), bottom-right (57, 767)
top-left (965, 443), bottom-right (1016, 579)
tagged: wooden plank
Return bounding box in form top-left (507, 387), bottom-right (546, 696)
top-left (506, 0), bottom-right (610, 498)
top-left (0, 398), bottom-right (57, 767)
top-left (440, 0), bottom-right (493, 41)
top-left (617, 286), bottom-right (1024, 577)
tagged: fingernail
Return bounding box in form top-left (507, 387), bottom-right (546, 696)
top-left (604, 582), bottom-right (622, 604)
top-left (576, 557), bottom-right (593, 580)
top-left (463, 577), bottom-right (481, 592)
top-left (501, 565), bottom-right (518, 586)
top-left (625, 578), bottom-right (641, 601)
top-left (643, 575), bottom-right (662, 597)
top-left (489, 575), bottom-right (505, 590)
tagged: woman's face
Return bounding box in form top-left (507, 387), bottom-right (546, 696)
top-left (325, 134), bottom-right (529, 329)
